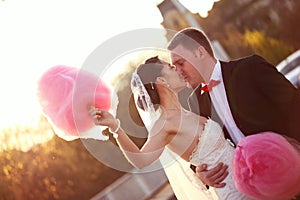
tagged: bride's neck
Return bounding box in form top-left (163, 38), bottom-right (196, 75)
top-left (159, 88), bottom-right (181, 111)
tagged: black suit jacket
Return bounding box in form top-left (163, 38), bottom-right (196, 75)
top-left (189, 54), bottom-right (300, 143)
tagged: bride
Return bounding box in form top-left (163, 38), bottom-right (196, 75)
top-left (89, 56), bottom-right (250, 200)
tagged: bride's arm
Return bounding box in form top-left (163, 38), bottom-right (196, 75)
top-left (89, 107), bottom-right (167, 169)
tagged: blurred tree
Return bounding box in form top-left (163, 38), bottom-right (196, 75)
top-left (0, 123), bottom-right (123, 199)
top-left (245, 29), bottom-right (294, 65)
top-left (195, 0), bottom-right (300, 60)
top-left (278, 1), bottom-right (300, 50)
top-left (218, 25), bottom-right (253, 59)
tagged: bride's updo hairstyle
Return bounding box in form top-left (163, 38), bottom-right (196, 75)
top-left (136, 56), bottom-right (164, 111)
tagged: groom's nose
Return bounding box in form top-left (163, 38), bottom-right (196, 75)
top-left (175, 66), bottom-right (183, 73)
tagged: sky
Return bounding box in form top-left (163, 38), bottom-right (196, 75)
top-left (0, 0), bottom-right (218, 130)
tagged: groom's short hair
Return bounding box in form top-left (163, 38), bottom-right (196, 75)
top-left (168, 27), bottom-right (214, 57)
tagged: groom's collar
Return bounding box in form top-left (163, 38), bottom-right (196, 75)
top-left (210, 60), bottom-right (221, 81)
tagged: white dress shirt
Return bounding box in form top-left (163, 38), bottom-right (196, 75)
top-left (208, 60), bottom-right (245, 145)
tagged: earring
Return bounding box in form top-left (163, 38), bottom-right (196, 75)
top-left (150, 82), bottom-right (154, 90)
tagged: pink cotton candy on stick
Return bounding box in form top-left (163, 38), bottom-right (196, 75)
top-left (232, 132), bottom-right (300, 200)
top-left (37, 65), bottom-right (111, 140)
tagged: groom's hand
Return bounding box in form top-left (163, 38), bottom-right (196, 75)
top-left (195, 162), bottom-right (228, 188)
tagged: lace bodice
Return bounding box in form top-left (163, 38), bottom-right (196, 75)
top-left (189, 119), bottom-right (251, 200)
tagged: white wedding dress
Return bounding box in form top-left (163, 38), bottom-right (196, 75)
top-left (161, 119), bottom-right (251, 200)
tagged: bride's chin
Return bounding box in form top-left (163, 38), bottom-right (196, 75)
top-left (183, 83), bottom-right (188, 88)
top-left (178, 84), bottom-right (186, 92)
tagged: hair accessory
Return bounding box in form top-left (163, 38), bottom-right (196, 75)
top-left (109, 118), bottom-right (120, 139)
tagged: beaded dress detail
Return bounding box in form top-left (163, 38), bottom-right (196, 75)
top-left (189, 119), bottom-right (251, 200)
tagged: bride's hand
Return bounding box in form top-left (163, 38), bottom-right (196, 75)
top-left (89, 107), bottom-right (118, 130)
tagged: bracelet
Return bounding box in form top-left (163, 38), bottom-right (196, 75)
top-left (109, 119), bottom-right (120, 139)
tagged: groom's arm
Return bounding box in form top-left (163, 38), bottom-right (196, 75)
top-left (194, 162), bottom-right (229, 188)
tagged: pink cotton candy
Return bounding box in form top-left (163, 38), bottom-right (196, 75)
top-left (232, 132), bottom-right (300, 200)
top-left (37, 65), bottom-right (111, 140)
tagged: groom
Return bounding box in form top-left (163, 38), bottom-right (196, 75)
top-left (167, 27), bottom-right (300, 189)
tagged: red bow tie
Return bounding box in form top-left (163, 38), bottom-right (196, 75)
top-left (200, 80), bottom-right (220, 92)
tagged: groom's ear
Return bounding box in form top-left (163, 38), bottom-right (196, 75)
top-left (197, 45), bottom-right (207, 58)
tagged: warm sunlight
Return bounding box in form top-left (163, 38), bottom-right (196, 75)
top-left (2, 0), bottom-right (299, 199)
top-left (0, 0), bottom-right (163, 130)
top-left (0, 0), bottom-right (218, 151)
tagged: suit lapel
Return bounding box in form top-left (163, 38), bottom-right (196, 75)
top-left (220, 60), bottom-right (243, 132)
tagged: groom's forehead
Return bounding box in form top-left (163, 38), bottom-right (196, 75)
top-left (170, 51), bottom-right (189, 63)
top-left (170, 52), bottom-right (181, 60)
top-left (170, 45), bottom-right (191, 60)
